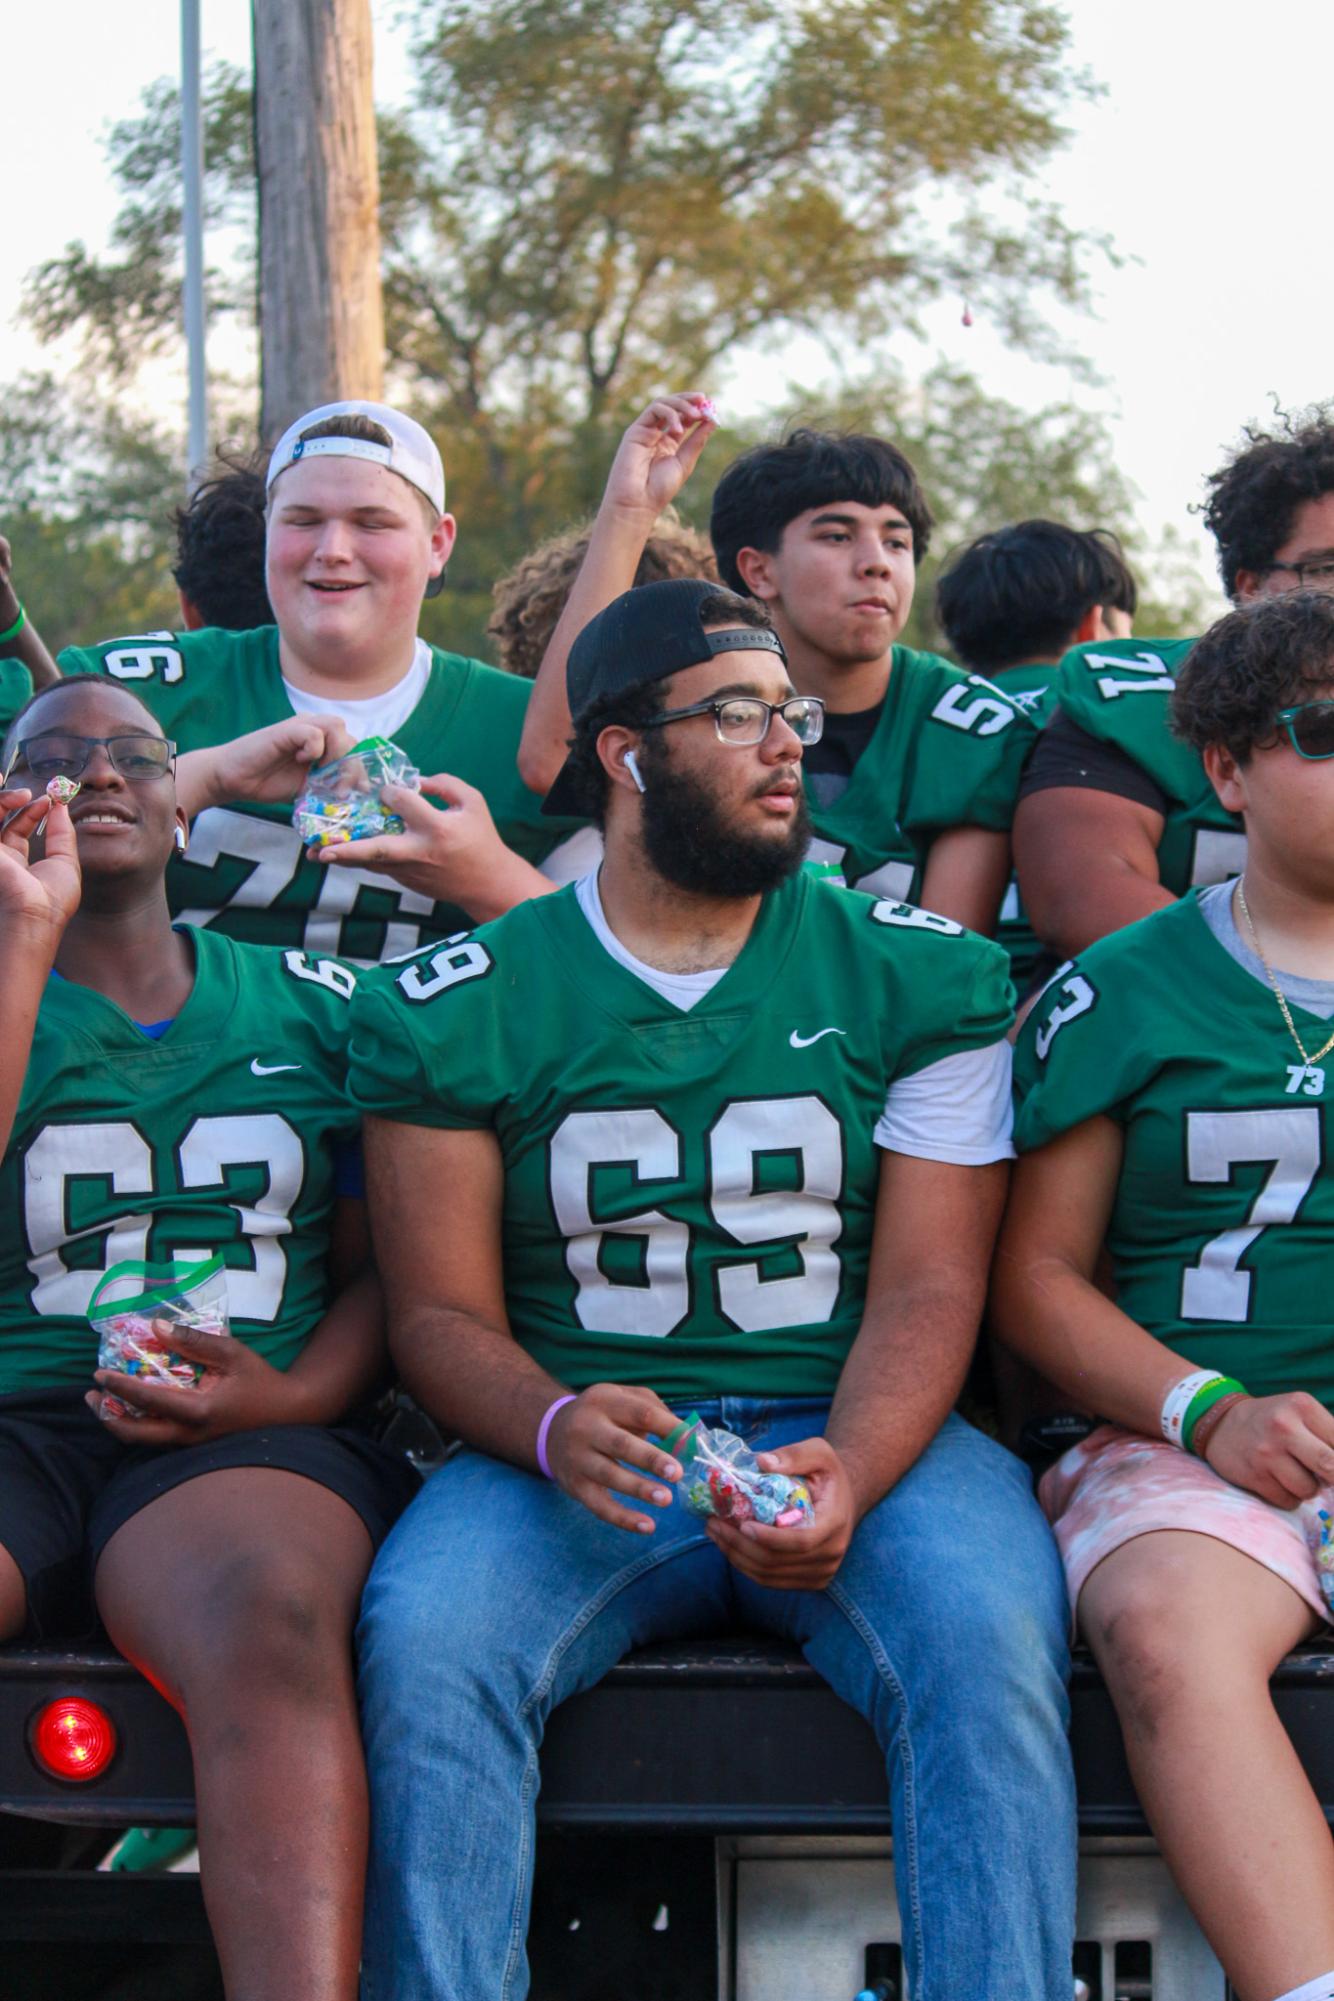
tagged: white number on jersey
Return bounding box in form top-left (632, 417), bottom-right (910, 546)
top-left (282, 950), bottom-right (357, 1001)
top-left (102, 632), bottom-right (185, 685)
top-left (548, 1098), bottom-right (844, 1339)
top-left (1189, 828), bottom-right (1248, 887)
top-left (1033, 965), bottom-right (1098, 1061)
top-left (1180, 1107), bottom-right (1322, 1323)
top-left (1084, 650), bottom-right (1177, 700)
top-left (397, 935), bottom-right (494, 1002)
top-left (24, 1116), bottom-right (305, 1321)
top-left (549, 1109), bottom-right (691, 1339)
top-left (175, 806), bottom-right (436, 963)
top-left (929, 676), bottom-right (1017, 737)
top-left (709, 1099), bottom-right (843, 1330)
top-left (870, 899), bottom-right (964, 937)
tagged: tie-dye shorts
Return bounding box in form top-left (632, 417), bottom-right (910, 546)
top-left (1038, 1424), bottom-right (1334, 1627)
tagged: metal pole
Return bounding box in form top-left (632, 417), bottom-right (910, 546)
top-left (181, 0), bottom-right (208, 485)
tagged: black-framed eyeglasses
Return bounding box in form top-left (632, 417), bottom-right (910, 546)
top-left (1275, 703), bottom-right (1334, 759)
top-left (3, 732), bottom-right (177, 785)
top-left (1263, 558), bottom-right (1334, 591)
top-left (640, 694), bottom-right (825, 747)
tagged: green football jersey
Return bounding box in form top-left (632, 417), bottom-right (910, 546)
top-left (1013, 893), bottom-right (1334, 1409)
top-left (1048, 636), bottom-right (1246, 894)
top-left (58, 625), bottom-right (585, 962)
top-left (992, 661), bottom-right (1058, 988)
top-left (0, 658), bottom-right (32, 732)
top-left (993, 660), bottom-right (1059, 725)
top-left (349, 872), bottom-right (1013, 1400)
top-left (0, 928), bottom-right (361, 1394)
top-left (805, 647), bottom-right (1037, 904)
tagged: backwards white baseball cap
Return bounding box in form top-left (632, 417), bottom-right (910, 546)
top-left (266, 400), bottom-right (446, 516)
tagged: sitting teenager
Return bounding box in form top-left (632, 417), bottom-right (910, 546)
top-left (60, 401), bottom-right (587, 962)
top-left (935, 519), bottom-right (1138, 993)
top-left (993, 591), bottom-right (1334, 2001)
top-left (518, 397), bottom-right (1036, 934)
top-left (351, 577), bottom-right (1074, 1999)
top-left (0, 674), bottom-right (418, 2001)
top-left (1013, 412), bottom-right (1334, 959)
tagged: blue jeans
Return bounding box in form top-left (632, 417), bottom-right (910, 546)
top-left (358, 1401), bottom-right (1075, 2000)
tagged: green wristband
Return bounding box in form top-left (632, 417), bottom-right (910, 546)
top-left (1183, 1375), bottom-right (1248, 1454)
top-left (0, 603), bottom-right (25, 646)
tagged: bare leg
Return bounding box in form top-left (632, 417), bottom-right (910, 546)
top-left (1080, 1530), bottom-right (1334, 2001)
top-left (94, 1469), bottom-right (374, 2001)
top-left (0, 1544), bottom-right (28, 1638)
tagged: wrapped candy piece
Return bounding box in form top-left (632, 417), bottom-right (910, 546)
top-left (88, 1254), bottom-right (231, 1421)
top-left (45, 775), bottom-right (81, 803)
top-left (293, 735), bottom-right (421, 848)
top-left (662, 1412), bottom-right (814, 1529)
top-left (1303, 1500), bottom-right (1334, 1617)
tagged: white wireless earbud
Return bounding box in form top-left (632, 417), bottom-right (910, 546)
top-left (624, 749), bottom-right (647, 795)
top-left (174, 826), bottom-right (188, 853)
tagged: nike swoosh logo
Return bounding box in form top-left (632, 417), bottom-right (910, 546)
top-left (250, 1060), bottom-right (302, 1076)
top-left (789, 1028), bottom-right (846, 1048)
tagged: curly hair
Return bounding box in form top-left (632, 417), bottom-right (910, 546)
top-left (935, 521), bottom-right (1137, 672)
top-left (710, 428), bottom-right (933, 596)
top-left (174, 452), bottom-right (274, 631)
top-left (1202, 410), bottom-right (1334, 600)
top-left (488, 512), bottom-right (718, 678)
top-left (1171, 590), bottom-right (1334, 761)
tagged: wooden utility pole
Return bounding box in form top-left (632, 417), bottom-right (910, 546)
top-left (252, 0), bottom-right (385, 441)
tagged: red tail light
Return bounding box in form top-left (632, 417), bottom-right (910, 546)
top-left (31, 1698), bottom-right (118, 1782)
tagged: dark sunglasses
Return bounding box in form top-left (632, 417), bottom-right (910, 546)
top-left (1275, 703), bottom-right (1334, 761)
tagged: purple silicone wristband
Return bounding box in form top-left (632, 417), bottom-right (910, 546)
top-left (536, 1394), bottom-right (578, 1480)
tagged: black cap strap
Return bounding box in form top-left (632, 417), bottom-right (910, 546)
top-left (703, 627), bottom-right (785, 659)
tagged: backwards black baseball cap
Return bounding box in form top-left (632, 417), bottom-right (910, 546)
top-left (541, 577), bottom-right (786, 817)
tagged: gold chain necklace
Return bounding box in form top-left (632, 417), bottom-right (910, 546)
top-left (1234, 877), bottom-right (1334, 1068)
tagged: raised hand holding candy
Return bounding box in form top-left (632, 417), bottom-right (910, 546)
top-left (0, 783), bottom-right (81, 939)
top-left (602, 393), bottom-right (720, 525)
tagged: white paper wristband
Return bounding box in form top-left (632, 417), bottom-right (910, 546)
top-left (1160, 1370), bottom-right (1228, 1448)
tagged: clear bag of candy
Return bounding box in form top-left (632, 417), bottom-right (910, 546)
top-left (662, 1412), bottom-right (815, 1528)
top-left (87, 1254), bottom-right (230, 1420)
top-left (293, 734), bottom-right (421, 847)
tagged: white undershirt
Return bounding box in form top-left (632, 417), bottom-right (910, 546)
top-left (576, 870), bottom-right (727, 1008)
top-left (573, 872), bottom-right (1013, 1164)
top-left (281, 639), bottom-right (432, 739)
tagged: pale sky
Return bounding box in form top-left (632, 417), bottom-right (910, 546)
top-left (4, 0), bottom-right (1332, 600)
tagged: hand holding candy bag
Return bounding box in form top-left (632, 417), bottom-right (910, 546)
top-left (661, 1412), bottom-right (815, 1528)
top-left (293, 735), bottom-right (421, 847)
top-left (88, 1255), bottom-right (231, 1421)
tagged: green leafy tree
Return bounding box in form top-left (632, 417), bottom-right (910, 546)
top-left (12, 2), bottom-right (1214, 656)
top-left (0, 375), bottom-right (182, 653)
top-left (24, 67), bottom-right (256, 382)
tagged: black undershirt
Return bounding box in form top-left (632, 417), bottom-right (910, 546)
top-left (1017, 707), bottom-right (1169, 816)
top-left (801, 701), bottom-right (884, 807)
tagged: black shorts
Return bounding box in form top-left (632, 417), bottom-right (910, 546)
top-left (0, 1388), bottom-right (421, 1640)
